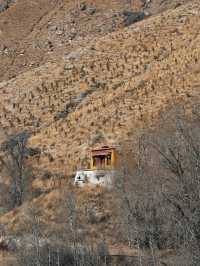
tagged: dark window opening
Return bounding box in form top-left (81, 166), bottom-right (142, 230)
top-left (107, 153), bottom-right (112, 166)
top-left (93, 155), bottom-right (106, 168)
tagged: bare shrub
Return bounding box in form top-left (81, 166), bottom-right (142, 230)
top-left (119, 105), bottom-right (200, 264)
top-left (0, 0), bottom-right (14, 13)
top-left (0, 131), bottom-right (32, 208)
top-left (18, 243), bottom-right (110, 266)
top-left (16, 202), bottom-right (110, 266)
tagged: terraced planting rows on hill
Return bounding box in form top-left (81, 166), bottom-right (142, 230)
top-left (0, 1), bottom-right (199, 176)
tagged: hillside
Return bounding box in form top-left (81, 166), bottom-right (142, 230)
top-left (0, 0), bottom-right (190, 82)
top-left (0, 0), bottom-right (200, 265)
top-left (0, 0), bottom-right (199, 174)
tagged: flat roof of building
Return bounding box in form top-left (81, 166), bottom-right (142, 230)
top-left (91, 146), bottom-right (116, 152)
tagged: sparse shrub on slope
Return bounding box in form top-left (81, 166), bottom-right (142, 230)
top-left (0, 0), bottom-right (14, 13)
top-left (123, 10), bottom-right (146, 26)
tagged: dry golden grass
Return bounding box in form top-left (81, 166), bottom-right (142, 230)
top-left (0, 1), bottom-right (200, 264)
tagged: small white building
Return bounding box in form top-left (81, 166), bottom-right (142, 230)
top-left (74, 146), bottom-right (117, 187)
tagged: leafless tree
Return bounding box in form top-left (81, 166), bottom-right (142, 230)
top-left (0, 131), bottom-right (31, 208)
top-left (127, 0), bottom-right (133, 10)
top-left (118, 105), bottom-right (200, 265)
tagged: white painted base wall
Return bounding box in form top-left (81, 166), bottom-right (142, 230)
top-left (74, 169), bottom-right (115, 187)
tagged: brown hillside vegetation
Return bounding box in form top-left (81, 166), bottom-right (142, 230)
top-left (0, 0), bottom-right (200, 265)
top-left (0, 0), bottom-right (140, 81)
top-left (0, 0), bottom-right (190, 81)
top-left (0, 0), bottom-right (199, 174)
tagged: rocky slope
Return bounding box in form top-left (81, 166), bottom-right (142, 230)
top-left (0, 0), bottom-right (190, 81)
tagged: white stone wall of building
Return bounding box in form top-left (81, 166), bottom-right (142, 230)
top-left (74, 169), bottom-right (115, 187)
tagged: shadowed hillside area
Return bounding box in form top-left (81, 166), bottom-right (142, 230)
top-left (0, 0), bottom-right (200, 265)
